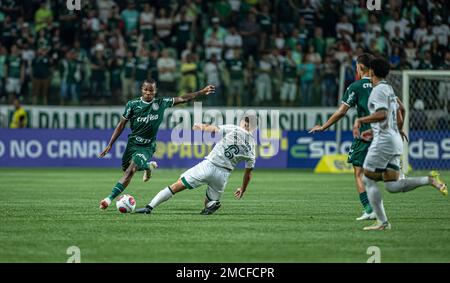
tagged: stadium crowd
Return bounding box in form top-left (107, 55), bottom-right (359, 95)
top-left (0, 0), bottom-right (449, 107)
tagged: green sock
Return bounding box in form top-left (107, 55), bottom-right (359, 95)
top-left (108, 183), bottom-right (125, 201)
top-left (359, 192), bottom-right (373, 214)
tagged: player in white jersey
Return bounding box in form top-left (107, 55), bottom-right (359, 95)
top-left (135, 115), bottom-right (257, 215)
top-left (353, 57), bottom-right (448, 231)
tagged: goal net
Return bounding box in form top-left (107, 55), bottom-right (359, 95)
top-left (387, 71), bottom-right (450, 172)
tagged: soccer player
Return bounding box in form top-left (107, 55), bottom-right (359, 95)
top-left (135, 115), bottom-right (257, 215)
top-left (309, 53), bottom-right (377, 221)
top-left (353, 57), bottom-right (448, 231)
top-left (98, 79), bottom-right (215, 210)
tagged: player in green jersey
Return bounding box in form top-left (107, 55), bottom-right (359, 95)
top-left (309, 53), bottom-right (376, 220)
top-left (98, 79), bottom-right (215, 210)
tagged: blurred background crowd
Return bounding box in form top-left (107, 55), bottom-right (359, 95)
top-left (0, 0), bottom-right (449, 107)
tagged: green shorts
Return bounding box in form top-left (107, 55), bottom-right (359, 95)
top-left (121, 141), bottom-right (156, 171)
top-left (347, 139), bottom-right (371, 167)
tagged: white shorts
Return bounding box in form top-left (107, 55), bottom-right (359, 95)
top-left (280, 81), bottom-right (297, 102)
top-left (6, 78), bottom-right (21, 94)
top-left (363, 141), bottom-right (402, 172)
top-left (180, 160), bottom-right (232, 201)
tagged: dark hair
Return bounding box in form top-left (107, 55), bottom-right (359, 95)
top-left (356, 53), bottom-right (373, 69)
top-left (241, 113), bottom-right (258, 131)
top-left (143, 78), bottom-right (156, 86)
top-left (369, 57), bottom-right (390, 78)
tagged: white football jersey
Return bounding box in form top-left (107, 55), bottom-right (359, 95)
top-left (367, 81), bottom-right (403, 154)
top-left (205, 125), bottom-right (256, 171)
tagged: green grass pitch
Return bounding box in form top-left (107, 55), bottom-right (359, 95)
top-left (1, 168), bottom-right (449, 263)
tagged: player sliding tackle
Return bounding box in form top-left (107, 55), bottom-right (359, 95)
top-left (353, 57), bottom-right (447, 231)
top-left (135, 115), bottom-right (257, 215)
top-left (98, 79), bottom-right (215, 210)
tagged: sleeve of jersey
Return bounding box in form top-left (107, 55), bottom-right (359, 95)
top-left (371, 88), bottom-right (389, 112)
top-left (122, 102), bottom-right (132, 120)
top-left (341, 85), bottom-right (355, 107)
top-left (218, 124), bottom-right (239, 135)
top-left (162, 97), bottom-right (175, 108)
top-left (245, 158), bottom-right (255, 169)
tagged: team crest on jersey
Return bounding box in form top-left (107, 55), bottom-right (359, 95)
top-left (152, 103), bottom-right (159, 111)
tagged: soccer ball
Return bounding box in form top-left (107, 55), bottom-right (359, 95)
top-left (116, 194), bottom-right (136, 213)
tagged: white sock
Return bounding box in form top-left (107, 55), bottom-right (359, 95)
top-left (148, 187), bottom-right (174, 209)
top-left (363, 176), bottom-right (388, 223)
top-left (385, 177), bottom-right (429, 193)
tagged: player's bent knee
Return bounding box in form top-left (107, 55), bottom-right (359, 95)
top-left (383, 170), bottom-right (399, 182)
top-left (170, 179), bottom-right (187, 194)
top-left (363, 169), bottom-right (381, 181)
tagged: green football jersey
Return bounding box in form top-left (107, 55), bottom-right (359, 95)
top-left (342, 77), bottom-right (372, 133)
top-left (122, 97), bottom-right (174, 146)
top-left (6, 55), bottom-right (22, 79)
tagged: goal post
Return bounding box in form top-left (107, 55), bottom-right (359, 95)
top-left (388, 70), bottom-right (450, 174)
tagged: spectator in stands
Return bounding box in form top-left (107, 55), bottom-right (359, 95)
top-left (109, 56), bottom-right (123, 104)
top-left (121, 1), bottom-right (139, 35)
top-left (224, 26), bottom-right (242, 61)
top-left (255, 51), bottom-right (273, 105)
top-left (418, 51), bottom-right (434, 69)
top-left (5, 44), bottom-right (25, 103)
top-left (157, 49), bottom-right (177, 96)
top-left (34, 1), bottom-right (53, 34)
top-left (239, 12), bottom-right (261, 60)
top-left (384, 10), bottom-right (409, 40)
top-left (179, 53), bottom-right (198, 96)
top-left (204, 30), bottom-right (224, 61)
top-left (309, 27), bottom-right (326, 59)
top-left (135, 49), bottom-right (151, 96)
top-left (204, 54), bottom-right (223, 106)
top-left (336, 15), bottom-right (354, 42)
top-left (139, 3), bottom-right (155, 42)
top-left (9, 97), bottom-right (27, 128)
top-left (298, 56), bottom-right (315, 106)
top-left (174, 7), bottom-right (193, 58)
top-left (226, 49), bottom-right (245, 107)
top-left (320, 55), bottom-right (338, 107)
top-left (154, 8), bottom-right (173, 46)
top-left (280, 49), bottom-right (298, 107)
top-left (432, 16), bottom-right (450, 47)
top-left (60, 49), bottom-right (81, 105)
top-left (90, 44), bottom-right (107, 100)
top-left (122, 50), bottom-right (136, 102)
top-left (256, 3), bottom-right (273, 51)
top-left (31, 47), bottom-right (51, 105)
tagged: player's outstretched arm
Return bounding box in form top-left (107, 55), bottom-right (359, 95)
top-left (192, 123), bottom-right (220, 133)
top-left (99, 117), bottom-right (128, 158)
top-left (173, 85), bottom-right (215, 106)
top-left (396, 97), bottom-right (408, 142)
top-left (309, 104), bottom-right (349, 133)
top-left (353, 110), bottom-right (387, 138)
top-left (235, 168), bottom-right (253, 200)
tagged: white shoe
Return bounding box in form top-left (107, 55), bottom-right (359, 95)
top-left (356, 211), bottom-right (377, 221)
top-left (143, 161), bottom-right (158, 182)
top-left (363, 221), bottom-right (391, 231)
top-left (99, 197), bottom-right (111, 210)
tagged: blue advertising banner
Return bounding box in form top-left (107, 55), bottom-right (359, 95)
top-left (0, 129), bottom-right (448, 169)
top-left (0, 129), bottom-right (288, 169)
top-left (287, 131), bottom-right (450, 169)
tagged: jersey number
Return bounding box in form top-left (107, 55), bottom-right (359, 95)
top-left (224, 145), bottom-right (240, 160)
